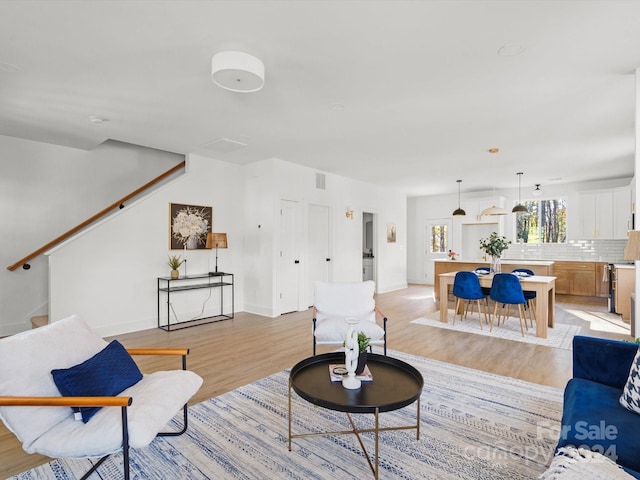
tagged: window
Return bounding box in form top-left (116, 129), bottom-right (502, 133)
top-left (430, 224), bottom-right (449, 252)
top-left (515, 198), bottom-right (567, 243)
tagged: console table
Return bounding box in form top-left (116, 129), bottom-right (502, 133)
top-left (157, 272), bottom-right (234, 331)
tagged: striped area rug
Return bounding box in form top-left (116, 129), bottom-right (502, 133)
top-left (11, 350), bottom-right (562, 479)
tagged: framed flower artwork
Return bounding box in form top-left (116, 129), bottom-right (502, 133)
top-left (169, 203), bottom-right (212, 250)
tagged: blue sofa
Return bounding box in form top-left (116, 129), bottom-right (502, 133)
top-left (557, 335), bottom-right (640, 478)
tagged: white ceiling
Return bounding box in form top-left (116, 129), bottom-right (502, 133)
top-left (1, 0), bottom-right (639, 197)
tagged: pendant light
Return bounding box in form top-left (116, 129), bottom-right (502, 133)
top-left (481, 147), bottom-right (508, 216)
top-left (452, 179), bottom-right (466, 216)
top-left (512, 172), bottom-right (528, 213)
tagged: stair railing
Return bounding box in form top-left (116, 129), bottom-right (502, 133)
top-left (7, 161), bottom-right (186, 271)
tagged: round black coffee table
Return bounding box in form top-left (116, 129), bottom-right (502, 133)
top-left (288, 352), bottom-right (423, 479)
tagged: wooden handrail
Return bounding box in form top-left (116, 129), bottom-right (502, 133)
top-left (7, 160), bottom-right (186, 271)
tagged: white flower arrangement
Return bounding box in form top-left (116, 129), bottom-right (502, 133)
top-left (172, 205), bottom-right (209, 247)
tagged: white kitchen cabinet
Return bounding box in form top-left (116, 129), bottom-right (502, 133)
top-left (613, 188), bottom-right (633, 239)
top-left (578, 187), bottom-right (631, 239)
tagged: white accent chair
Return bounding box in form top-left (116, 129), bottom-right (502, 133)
top-left (0, 315), bottom-right (203, 480)
top-left (312, 280), bottom-right (388, 355)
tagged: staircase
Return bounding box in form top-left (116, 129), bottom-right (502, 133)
top-left (30, 315), bottom-right (48, 329)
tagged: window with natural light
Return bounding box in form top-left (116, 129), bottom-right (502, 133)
top-left (515, 198), bottom-right (567, 243)
top-left (430, 224), bottom-right (449, 252)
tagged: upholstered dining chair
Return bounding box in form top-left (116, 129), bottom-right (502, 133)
top-left (452, 271), bottom-right (490, 329)
top-left (489, 273), bottom-right (528, 336)
top-left (312, 280), bottom-right (388, 355)
top-left (0, 314), bottom-right (203, 480)
top-left (512, 268), bottom-right (537, 328)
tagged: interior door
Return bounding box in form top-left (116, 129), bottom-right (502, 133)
top-left (424, 218), bottom-right (453, 284)
top-left (279, 199), bottom-right (301, 314)
top-left (307, 204), bottom-right (331, 306)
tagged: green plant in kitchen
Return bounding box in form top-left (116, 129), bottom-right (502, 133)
top-left (479, 232), bottom-right (511, 258)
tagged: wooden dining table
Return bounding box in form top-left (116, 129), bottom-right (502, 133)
top-left (438, 272), bottom-right (557, 339)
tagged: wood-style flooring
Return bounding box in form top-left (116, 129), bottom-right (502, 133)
top-left (0, 284), bottom-right (631, 478)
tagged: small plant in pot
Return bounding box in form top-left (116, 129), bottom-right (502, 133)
top-left (356, 332), bottom-right (371, 374)
top-left (168, 255), bottom-right (185, 279)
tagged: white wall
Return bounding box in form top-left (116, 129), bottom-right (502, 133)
top-left (48, 154), bottom-right (244, 337)
top-left (44, 154), bottom-right (407, 336)
top-left (0, 135), bottom-right (183, 336)
top-left (242, 158), bottom-right (407, 317)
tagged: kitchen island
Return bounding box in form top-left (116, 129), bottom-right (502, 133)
top-left (434, 259), bottom-right (555, 301)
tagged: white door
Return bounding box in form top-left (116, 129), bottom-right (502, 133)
top-left (424, 218), bottom-right (453, 284)
top-left (307, 204), bottom-right (331, 306)
top-left (279, 200), bottom-right (301, 314)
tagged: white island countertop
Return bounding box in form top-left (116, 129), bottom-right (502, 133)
top-left (433, 259), bottom-right (554, 266)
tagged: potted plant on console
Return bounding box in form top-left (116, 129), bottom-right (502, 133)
top-left (479, 232), bottom-right (511, 273)
top-left (356, 332), bottom-right (371, 374)
top-left (168, 255), bottom-right (185, 279)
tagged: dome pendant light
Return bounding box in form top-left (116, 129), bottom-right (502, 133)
top-left (512, 172), bottom-right (529, 213)
top-left (452, 179), bottom-right (466, 216)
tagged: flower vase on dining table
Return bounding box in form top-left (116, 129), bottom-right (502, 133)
top-left (491, 255), bottom-right (501, 274)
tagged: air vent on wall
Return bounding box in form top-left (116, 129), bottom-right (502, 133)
top-left (316, 173), bottom-right (326, 190)
top-left (201, 137), bottom-right (248, 153)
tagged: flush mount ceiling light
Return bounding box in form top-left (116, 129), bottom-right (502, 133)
top-left (211, 51), bottom-right (265, 93)
top-left (532, 184), bottom-right (543, 197)
top-left (512, 172), bottom-right (528, 213)
top-left (452, 179), bottom-right (466, 216)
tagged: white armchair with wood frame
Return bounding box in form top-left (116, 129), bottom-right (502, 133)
top-left (312, 280), bottom-right (388, 355)
top-left (0, 315), bottom-right (203, 480)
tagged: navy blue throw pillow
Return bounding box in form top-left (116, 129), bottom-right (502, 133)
top-left (51, 340), bottom-right (143, 423)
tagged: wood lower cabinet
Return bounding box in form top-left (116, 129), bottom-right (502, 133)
top-left (554, 262), bottom-right (596, 296)
top-left (615, 266), bottom-right (635, 321)
top-left (552, 261), bottom-right (596, 296)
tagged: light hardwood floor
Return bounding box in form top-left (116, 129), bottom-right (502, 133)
top-left (1, 284), bottom-right (631, 478)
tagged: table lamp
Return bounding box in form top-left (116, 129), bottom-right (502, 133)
top-left (206, 232), bottom-right (228, 275)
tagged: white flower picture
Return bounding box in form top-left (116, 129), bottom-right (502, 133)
top-left (170, 203), bottom-right (212, 249)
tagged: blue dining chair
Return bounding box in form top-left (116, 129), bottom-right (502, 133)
top-left (489, 273), bottom-right (527, 336)
top-left (512, 268), bottom-right (536, 328)
top-left (452, 271), bottom-right (490, 329)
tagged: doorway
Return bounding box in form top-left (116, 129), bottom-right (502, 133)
top-left (279, 199), bottom-right (301, 314)
top-left (424, 218), bottom-right (453, 284)
top-left (363, 212), bottom-right (375, 282)
top-left (308, 204), bottom-right (331, 306)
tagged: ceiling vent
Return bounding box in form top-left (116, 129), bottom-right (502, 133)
top-left (201, 137), bottom-right (248, 153)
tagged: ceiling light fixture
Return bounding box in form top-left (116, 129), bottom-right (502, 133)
top-left (512, 172), bottom-right (528, 213)
top-left (532, 184), bottom-right (543, 197)
top-left (452, 179), bottom-right (466, 216)
top-left (211, 51), bottom-right (265, 93)
top-left (482, 148), bottom-right (507, 216)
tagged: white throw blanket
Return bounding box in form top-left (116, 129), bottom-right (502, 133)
top-left (540, 447), bottom-right (635, 479)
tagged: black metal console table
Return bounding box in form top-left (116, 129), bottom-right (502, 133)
top-left (157, 272), bottom-right (234, 331)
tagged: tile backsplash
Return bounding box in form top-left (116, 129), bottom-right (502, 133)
top-left (503, 239), bottom-right (628, 263)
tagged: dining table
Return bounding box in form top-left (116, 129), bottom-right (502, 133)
top-left (438, 271), bottom-right (557, 339)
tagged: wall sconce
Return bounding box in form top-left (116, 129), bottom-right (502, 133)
top-left (345, 207), bottom-right (354, 219)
